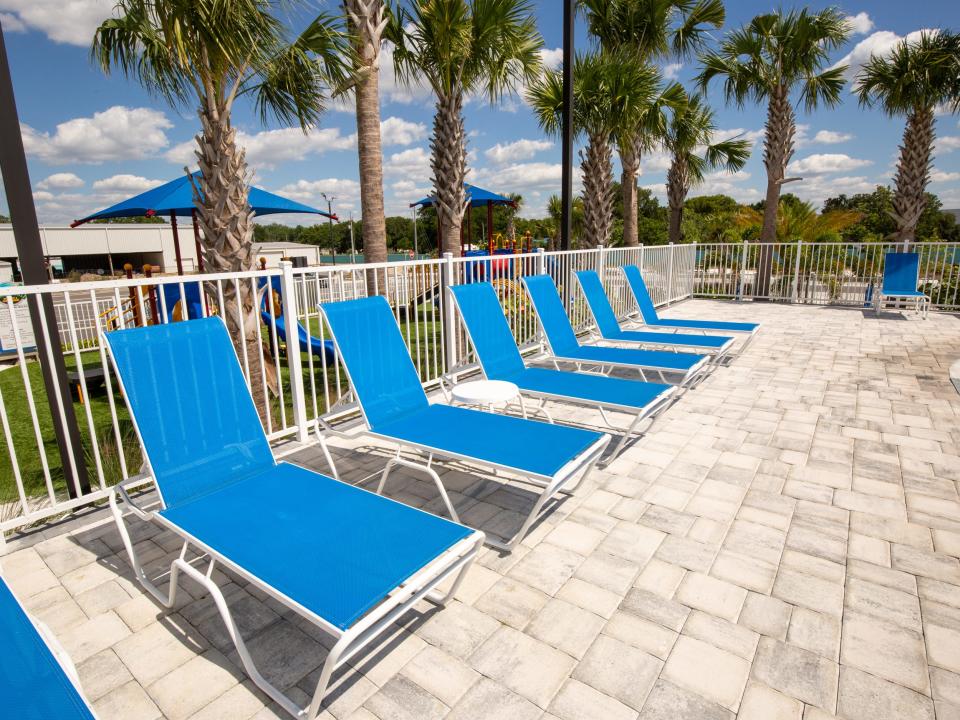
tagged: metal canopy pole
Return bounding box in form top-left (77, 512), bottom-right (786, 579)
top-left (560, 0), bottom-right (574, 251)
top-left (0, 22), bottom-right (91, 496)
top-left (170, 212), bottom-right (184, 275)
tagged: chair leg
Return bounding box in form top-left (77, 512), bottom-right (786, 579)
top-left (314, 424), bottom-right (339, 480)
top-left (379, 451), bottom-right (460, 522)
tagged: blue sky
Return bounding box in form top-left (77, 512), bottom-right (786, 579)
top-left (0, 0), bottom-right (958, 226)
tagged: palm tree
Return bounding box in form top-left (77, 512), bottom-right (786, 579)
top-left (529, 51), bottom-right (660, 247)
top-left (664, 91), bottom-right (751, 243)
top-left (696, 8), bottom-right (850, 295)
top-left (736, 200), bottom-right (862, 244)
top-left (342, 0), bottom-right (389, 269)
top-left (855, 31), bottom-right (960, 247)
top-left (93, 2), bottom-right (347, 421)
top-left (581, 0), bottom-right (726, 247)
top-left (388, 0), bottom-right (542, 256)
top-left (547, 194), bottom-right (584, 249)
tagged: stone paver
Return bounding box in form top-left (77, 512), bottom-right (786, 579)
top-left (3, 300), bottom-right (959, 719)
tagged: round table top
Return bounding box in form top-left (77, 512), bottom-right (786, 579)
top-left (451, 379), bottom-right (520, 405)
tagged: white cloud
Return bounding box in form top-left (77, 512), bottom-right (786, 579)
top-left (639, 151), bottom-right (674, 174)
top-left (165, 125), bottom-right (356, 170)
top-left (540, 48), bottom-right (563, 70)
top-left (91, 174), bottom-right (165, 200)
top-left (662, 63), bottom-right (683, 80)
top-left (384, 147), bottom-right (432, 178)
top-left (380, 116), bottom-right (428, 146)
top-left (484, 138), bottom-right (553, 165)
top-left (0, 0), bottom-right (115, 45)
top-left (36, 172), bottom-right (84, 190)
top-left (274, 179), bottom-right (361, 212)
top-left (812, 130), bottom-right (854, 144)
top-left (32, 190), bottom-right (55, 202)
top-left (788, 153), bottom-right (873, 175)
top-left (930, 169), bottom-right (960, 183)
top-left (834, 29), bottom-right (937, 80)
top-left (0, 11), bottom-right (26, 31)
top-left (22, 106), bottom-right (173, 164)
top-left (714, 127), bottom-right (765, 147)
top-left (844, 12), bottom-right (875, 35)
top-left (792, 175), bottom-right (876, 205)
top-left (687, 170), bottom-right (761, 202)
top-left (937, 136), bottom-right (960, 153)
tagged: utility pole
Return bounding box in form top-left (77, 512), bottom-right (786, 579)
top-left (0, 21), bottom-right (90, 496)
top-left (321, 192), bottom-right (336, 254)
top-left (560, 0), bottom-right (574, 251)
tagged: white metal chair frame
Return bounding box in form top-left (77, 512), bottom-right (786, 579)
top-left (874, 291), bottom-right (930, 319)
top-left (315, 305), bottom-right (611, 552)
top-left (104, 340), bottom-right (484, 720)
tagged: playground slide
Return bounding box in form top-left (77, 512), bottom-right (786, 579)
top-left (261, 311), bottom-right (336, 365)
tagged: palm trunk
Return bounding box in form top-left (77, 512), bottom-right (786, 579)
top-left (757, 84), bottom-right (796, 298)
top-left (190, 107), bottom-right (271, 424)
top-left (581, 132), bottom-right (614, 248)
top-left (891, 105), bottom-right (934, 248)
top-left (431, 90), bottom-right (467, 256)
top-left (666, 155), bottom-right (688, 245)
top-left (345, 0), bottom-right (388, 291)
top-left (619, 137), bottom-right (641, 247)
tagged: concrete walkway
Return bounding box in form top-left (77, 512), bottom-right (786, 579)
top-left (3, 299), bottom-right (959, 720)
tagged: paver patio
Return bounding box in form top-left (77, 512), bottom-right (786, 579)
top-left (3, 298), bottom-right (959, 720)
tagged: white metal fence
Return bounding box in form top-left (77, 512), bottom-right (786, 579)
top-left (693, 241), bottom-right (960, 310)
top-left (0, 244), bottom-right (695, 542)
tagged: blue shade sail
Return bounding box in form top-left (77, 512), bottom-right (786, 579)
top-left (621, 265), bottom-right (759, 334)
top-left (0, 578), bottom-right (95, 719)
top-left (575, 271), bottom-right (732, 350)
top-left (73, 172), bottom-right (333, 224)
top-left (410, 183), bottom-right (516, 208)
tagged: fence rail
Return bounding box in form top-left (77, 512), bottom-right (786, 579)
top-left (693, 241), bottom-right (960, 310)
top-left (0, 245), bottom-right (696, 542)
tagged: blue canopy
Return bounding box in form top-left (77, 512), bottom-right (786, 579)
top-left (410, 183), bottom-right (516, 208)
top-left (72, 172), bottom-right (335, 226)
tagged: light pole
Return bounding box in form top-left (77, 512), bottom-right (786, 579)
top-left (561, 0), bottom-right (574, 251)
top-left (348, 211), bottom-right (356, 261)
top-left (321, 192), bottom-right (336, 254)
top-left (412, 206), bottom-right (418, 257)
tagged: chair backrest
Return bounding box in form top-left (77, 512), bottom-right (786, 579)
top-left (320, 296), bottom-right (429, 429)
top-left (621, 265), bottom-right (660, 323)
top-left (105, 317), bottom-right (275, 510)
top-left (448, 283), bottom-right (526, 380)
top-left (575, 270), bottom-right (623, 337)
top-left (882, 252), bottom-right (920, 294)
top-left (521, 275), bottom-right (580, 354)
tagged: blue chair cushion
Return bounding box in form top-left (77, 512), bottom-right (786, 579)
top-left (605, 328), bottom-right (732, 349)
top-left (160, 462), bottom-right (473, 631)
top-left (371, 404), bottom-right (602, 479)
top-left (881, 252), bottom-right (922, 295)
top-left (504, 367), bottom-right (669, 410)
top-left (639, 317), bottom-right (759, 333)
top-left (0, 578), bottom-right (95, 719)
top-left (554, 344), bottom-right (704, 372)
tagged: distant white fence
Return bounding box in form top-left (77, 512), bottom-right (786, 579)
top-left (0, 244), bottom-right (695, 542)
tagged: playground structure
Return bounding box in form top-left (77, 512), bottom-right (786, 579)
top-left (259, 276), bottom-right (336, 364)
top-left (411, 184), bottom-right (525, 256)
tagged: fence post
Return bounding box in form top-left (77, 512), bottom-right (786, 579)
top-left (442, 252), bottom-right (456, 373)
top-left (536, 247), bottom-right (546, 274)
top-left (279, 261), bottom-right (310, 443)
top-left (737, 240), bottom-right (748, 302)
top-left (639, 243), bottom-right (645, 274)
top-left (690, 242), bottom-right (697, 299)
top-left (666, 243), bottom-right (675, 305)
top-left (792, 240), bottom-right (803, 304)
top-left (596, 243), bottom-right (605, 277)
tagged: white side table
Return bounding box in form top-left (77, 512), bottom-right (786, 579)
top-left (450, 379), bottom-right (526, 416)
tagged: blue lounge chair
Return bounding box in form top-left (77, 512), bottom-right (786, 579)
top-left (0, 573), bottom-right (96, 719)
top-left (104, 317), bottom-right (483, 720)
top-left (574, 270), bottom-right (735, 358)
top-left (318, 296), bottom-right (610, 551)
top-left (876, 252), bottom-right (930, 319)
top-left (621, 265), bottom-right (760, 341)
top-left (448, 282), bottom-right (677, 464)
top-left (521, 274), bottom-right (709, 386)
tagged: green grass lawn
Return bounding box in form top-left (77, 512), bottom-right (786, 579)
top-left (0, 305), bottom-right (443, 511)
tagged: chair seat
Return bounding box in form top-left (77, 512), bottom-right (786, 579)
top-left (606, 329), bottom-right (732, 349)
top-left (647, 317), bottom-right (758, 333)
top-left (555, 344), bottom-right (705, 372)
top-left (159, 463), bottom-right (473, 631)
top-left (0, 579), bottom-right (94, 720)
top-left (372, 404), bottom-right (603, 478)
top-left (880, 290), bottom-right (926, 298)
top-left (505, 367), bottom-right (670, 411)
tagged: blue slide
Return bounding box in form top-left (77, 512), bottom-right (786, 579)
top-left (261, 310), bottom-right (336, 364)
